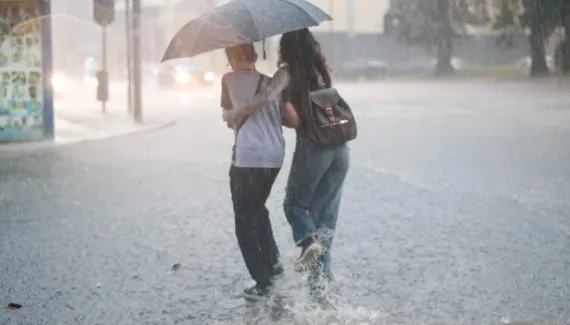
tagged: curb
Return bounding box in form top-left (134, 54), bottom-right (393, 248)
top-left (55, 119), bottom-right (177, 145)
top-left (0, 119), bottom-right (177, 156)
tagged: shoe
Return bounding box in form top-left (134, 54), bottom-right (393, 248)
top-left (294, 238), bottom-right (324, 272)
top-left (242, 283), bottom-right (273, 301)
top-left (270, 262), bottom-right (285, 279)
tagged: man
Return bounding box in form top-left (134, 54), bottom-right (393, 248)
top-left (221, 43), bottom-right (298, 300)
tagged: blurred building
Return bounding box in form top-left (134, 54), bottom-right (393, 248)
top-left (307, 0), bottom-right (390, 34)
top-left (49, 0), bottom-right (392, 76)
top-left (206, 0), bottom-right (391, 34)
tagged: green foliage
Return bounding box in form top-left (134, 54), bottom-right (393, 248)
top-left (493, 0), bottom-right (564, 36)
top-left (385, 0), bottom-right (490, 51)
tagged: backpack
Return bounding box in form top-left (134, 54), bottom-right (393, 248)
top-left (306, 87), bottom-right (358, 146)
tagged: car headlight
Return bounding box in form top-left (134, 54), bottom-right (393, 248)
top-left (204, 71), bottom-right (215, 82)
top-left (51, 73), bottom-right (68, 90)
top-left (175, 72), bottom-right (190, 84)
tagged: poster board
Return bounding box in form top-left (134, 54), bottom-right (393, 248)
top-left (0, 0), bottom-right (53, 142)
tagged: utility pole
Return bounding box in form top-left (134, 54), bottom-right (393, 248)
top-left (101, 26), bottom-right (107, 112)
top-left (329, 0), bottom-right (334, 35)
top-left (329, 0), bottom-right (336, 68)
top-left (132, 0), bottom-right (143, 123)
top-left (346, 0), bottom-right (355, 38)
top-left (125, 0), bottom-right (133, 115)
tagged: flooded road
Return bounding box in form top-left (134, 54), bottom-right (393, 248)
top-left (1, 81), bottom-right (569, 325)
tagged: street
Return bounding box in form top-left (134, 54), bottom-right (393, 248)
top-left (1, 81), bottom-right (569, 325)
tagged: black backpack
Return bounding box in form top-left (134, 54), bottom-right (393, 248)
top-left (306, 87), bottom-right (358, 146)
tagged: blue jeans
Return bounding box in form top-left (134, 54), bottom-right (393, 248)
top-left (283, 136), bottom-right (350, 279)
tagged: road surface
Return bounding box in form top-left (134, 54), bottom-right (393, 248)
top-left (1, 81), bottom-right (569, 325)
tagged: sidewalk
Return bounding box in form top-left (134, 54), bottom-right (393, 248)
top-left (1, 86), bottom-right (181, 153)
top-left (53, 89), bottom-right (177, 145)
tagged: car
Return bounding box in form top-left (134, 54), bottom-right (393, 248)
top-left (334, 59), bottom-right (388, 80)
top-left (514, 55), bottom-right (555, 70)
top-left (395, 56), bottom-right (468, 72)
top-left (157, 58), bottom-right (217, 89)
top-left (51, 71), bottom-right (73, 99)
top-left (431, 57), bottom-right (467, 70)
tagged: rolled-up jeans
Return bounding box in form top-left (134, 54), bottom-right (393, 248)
top-left (283, 136), bottom-right (350, 279)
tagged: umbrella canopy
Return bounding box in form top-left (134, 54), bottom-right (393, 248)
top-left (161, 0), bottom-right (332, 62)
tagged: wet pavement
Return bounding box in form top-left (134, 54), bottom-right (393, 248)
top-left (1, 81), bottom-right (569, 325)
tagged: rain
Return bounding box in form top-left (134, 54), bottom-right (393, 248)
top-left (1, 0), bottom-right (570, 324)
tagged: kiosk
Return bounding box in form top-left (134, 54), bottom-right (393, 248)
top-left (0, 0), bottom-right (53, 142)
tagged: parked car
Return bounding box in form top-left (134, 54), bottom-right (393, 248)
top-left (335, 59), bottom-right (388, 80)
top-left (396, 56), bottom-right (468, 71)
top-left (157, 58), bottom-right (217, 89)
top-left (432, 57), bottom-right (468, 70)
top-left (51, 72), bottom-right (70, 98)
top-left (514, 55), bottom-right (555, 70)
top-left (51, 70), bottom-right (86, 99)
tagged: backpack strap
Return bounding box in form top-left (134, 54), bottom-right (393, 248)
top-left (235, 74), bottom-right (266, 132)
top-left (231, 74), bottom-right (266, 162)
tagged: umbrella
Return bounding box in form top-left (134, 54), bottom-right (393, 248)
top-left (161, 0), bottom-right (332, 62)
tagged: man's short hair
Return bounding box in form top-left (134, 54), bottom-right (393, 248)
top-left (225, 43), bottom-right (257, 63)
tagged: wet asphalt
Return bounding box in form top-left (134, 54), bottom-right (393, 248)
top-left (1, 81), bottom-right (569, 325)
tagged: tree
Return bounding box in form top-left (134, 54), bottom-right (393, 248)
top-left (520, 0), bottom-right (561, 76)
top-left (494, 0), bottom-right (564, 76)
top-left (557, 1), bottom-right (570, 74)
top-left (385, 0), bottom-right (490, 75)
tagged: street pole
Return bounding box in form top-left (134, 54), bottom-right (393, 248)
top-left (329, 0), bottom-right (334, 35)
top-left (125, 0), bottom-right (133, 115)
top-left (101, 26), bottom-right (107, 113)
top-left (347, 0), bottom-right (355, 38)
top-left (329, 0), bottom-right (336, 67)
top-left (132, 0), bottom-right (143, 123)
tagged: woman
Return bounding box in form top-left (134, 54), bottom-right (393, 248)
top-left (223, 28), bottom-right (350, 297)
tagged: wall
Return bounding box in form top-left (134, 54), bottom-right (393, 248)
top-left (308, 0), bottom-right (390, 33)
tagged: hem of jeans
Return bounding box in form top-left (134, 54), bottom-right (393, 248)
top-left (294, 234), bottom-right (315, 247)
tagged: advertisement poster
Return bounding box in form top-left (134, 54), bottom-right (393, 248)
top-left (0, 2), bottom-right (46, 141)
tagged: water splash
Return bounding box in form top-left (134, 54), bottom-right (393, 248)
top-left (211, 265), bottom-right (386, 325)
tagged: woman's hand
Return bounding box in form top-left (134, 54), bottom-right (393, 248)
top-left (222, 109), bottom-right (237, 129)
top-left (282, 101), bottom-right (300, 128)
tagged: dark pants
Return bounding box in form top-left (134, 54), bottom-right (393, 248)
top-left (230, 166), bottom-right (281, 287)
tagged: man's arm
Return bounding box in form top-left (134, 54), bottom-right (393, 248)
top-left (223, 67), bottom-right (289, 126)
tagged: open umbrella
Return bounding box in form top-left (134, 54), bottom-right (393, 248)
top-left (161, 0), bottom-right (332, 62)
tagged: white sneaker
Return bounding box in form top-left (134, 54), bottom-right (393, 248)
top-left (294, 240), bottom-right (324, 272)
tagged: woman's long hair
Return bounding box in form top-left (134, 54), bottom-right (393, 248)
top-left (278, 28), bottom-right (331, 119)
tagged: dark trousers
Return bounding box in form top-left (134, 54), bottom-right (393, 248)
top-left (230, 166), bottom-right (281, 286)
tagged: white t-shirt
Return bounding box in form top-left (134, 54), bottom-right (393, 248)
top-left (221, 70), bottom-right (285, 168)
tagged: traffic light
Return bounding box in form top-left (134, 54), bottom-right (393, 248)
top-left (94, 0), bottom-right (115, 27)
